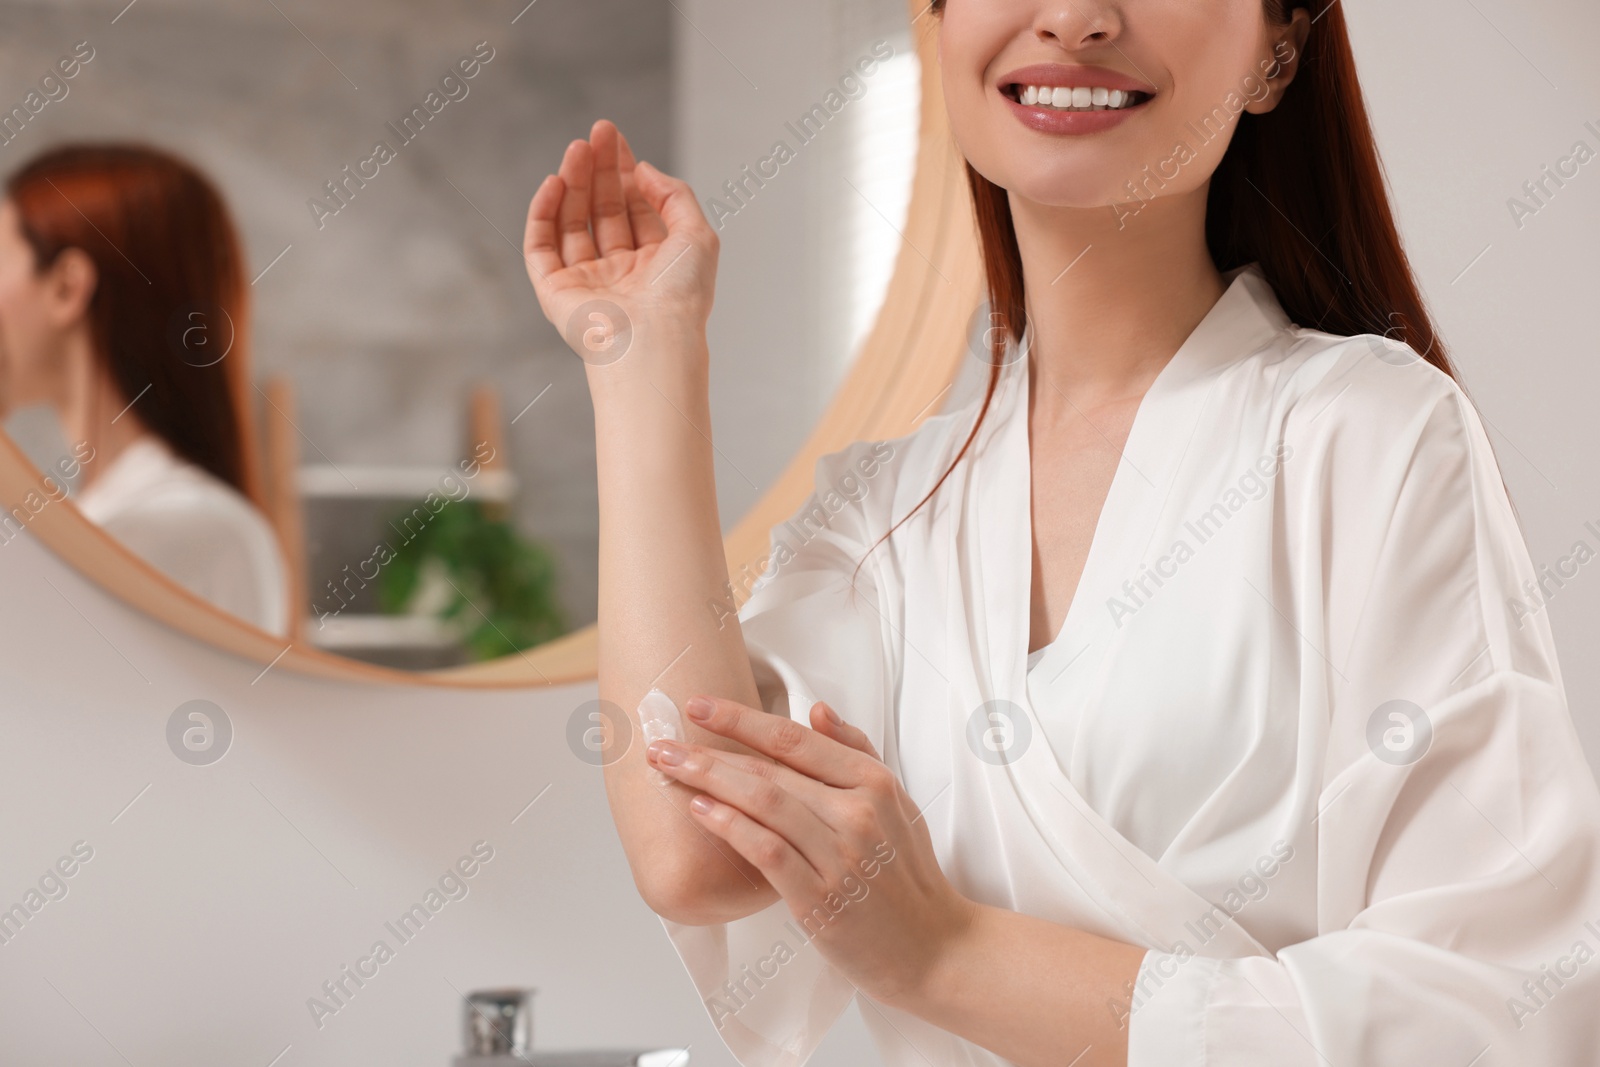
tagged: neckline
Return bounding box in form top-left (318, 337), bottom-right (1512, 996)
top-left (1019, 341), bottom-right (1155, 671)
top-left (75, 435), bottom-right (192, 520)
top-left (1015, 261), bottom-right (1291, 679)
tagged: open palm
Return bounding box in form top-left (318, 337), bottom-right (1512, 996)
top-left (523, 119), bottom-right (719, 365)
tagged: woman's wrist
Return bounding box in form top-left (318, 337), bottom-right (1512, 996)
top-left (581, 320), bottom-right (709, 403)
top-left (878, 893), bottom-right (987, 1013)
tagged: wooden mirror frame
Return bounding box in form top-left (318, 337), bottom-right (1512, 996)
top-left (0, 0), bottom-right (982, 689)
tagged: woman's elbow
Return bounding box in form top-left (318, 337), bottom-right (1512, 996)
top-left (630, 853), bottom-right (769, 925)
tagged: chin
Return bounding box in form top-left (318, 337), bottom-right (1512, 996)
top-left (969, 155), bottom-right (1131, 212)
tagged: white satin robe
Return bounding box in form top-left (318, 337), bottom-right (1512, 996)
top-left (661, 263), bottom-right (1600, 1066)
top-left (76, 435), bottom-right (291, 637)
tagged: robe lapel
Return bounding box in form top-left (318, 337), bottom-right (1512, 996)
top-left (1032, 262), bottom-right (1294, 689)
top-left (932, 263), bottom-right (1292, 959)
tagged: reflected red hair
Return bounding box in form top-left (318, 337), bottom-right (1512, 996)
top-left (6, 143), bottom-right (261, 504)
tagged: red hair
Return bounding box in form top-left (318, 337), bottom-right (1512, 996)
top-left (860, 0), bottom-right (1453, 575)
top-left (6, 143), bottom-right (262, 505)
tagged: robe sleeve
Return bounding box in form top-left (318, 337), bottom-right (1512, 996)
top-left (1128, 349), bottom-right (1600, 1066)
top-left (657, 438), bottom-right (899, 1067)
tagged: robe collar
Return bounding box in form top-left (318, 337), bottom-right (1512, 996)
top-left (967, 260), bottom-right (1296, 708)
top-left (931, 262), bottom-right (1296, 953)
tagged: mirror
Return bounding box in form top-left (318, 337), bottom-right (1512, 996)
top-left (0, 0), bottom-right (963, 679)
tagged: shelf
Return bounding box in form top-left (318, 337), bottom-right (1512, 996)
top-left (298, 464), bottom-right (516, 502)
top-left (303, 613), bottom-right (460, 650)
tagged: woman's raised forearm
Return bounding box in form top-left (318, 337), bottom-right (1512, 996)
top-left (523, 121), bottom-right (778, 924)
top-left (586, 336), bottom-right (778, 923)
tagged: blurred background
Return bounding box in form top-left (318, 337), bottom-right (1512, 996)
top-left (0, 2), bottom-right (1599, 1067)
top-left (0, 0), bottom-right (920, 669)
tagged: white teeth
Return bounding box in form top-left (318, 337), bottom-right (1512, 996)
top-left (1014, 84), bottom-right (1143, 112)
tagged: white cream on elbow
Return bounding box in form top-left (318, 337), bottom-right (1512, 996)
top-left (637, 688), bottom-right (685, 786)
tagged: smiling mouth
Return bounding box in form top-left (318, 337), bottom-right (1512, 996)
top-left (1002, 83), bottom-right (1154, 112)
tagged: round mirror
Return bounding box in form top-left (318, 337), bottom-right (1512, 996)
top-left (0, 0), bottom-right (979, 684)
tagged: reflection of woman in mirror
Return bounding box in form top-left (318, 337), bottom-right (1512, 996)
top-left (524, 3), bottom-right (1600, 1065)
top-left (0, 144), bottom-right (289, 637)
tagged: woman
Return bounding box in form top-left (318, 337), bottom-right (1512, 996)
top-left (0, 144), bottom-right (290, 637)
top-left (523, 3), bottom-right (1600, 1065)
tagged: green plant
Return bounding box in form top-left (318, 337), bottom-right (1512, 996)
top-left (377, 499), bottom-right (567, 661)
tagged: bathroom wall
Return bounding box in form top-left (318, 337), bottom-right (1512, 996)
top-left (0, 529), bottom-right (883, 1066)
top-left (1340, 0), bottom-right (1600, 765)
top-left (0, 0), bottom-right (886, 1055)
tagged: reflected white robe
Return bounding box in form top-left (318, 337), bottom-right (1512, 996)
top-left (76, 436), bottom-right (291, 637)
top-left (662, 263), bottom-right (1600, 1066)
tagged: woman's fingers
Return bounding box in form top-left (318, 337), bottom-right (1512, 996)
top-left (524, 125), bottom-right (667, 289)
top-left (632, 159), bottom-right (716, 247)
top-left (616, 131), bottom-right (669, 246)
top-left (647, 740), bottom-right (836, 873)
top-left (666, 743), bottom-right (908, 847)
top-left (523, 173), bottom-right (566, 282)
top-left (555, 139), bottom-right (598, 265)
top-left (684, 793), bottom-right (823, 904)
top-left (684, 697), bottom-right (874, 788)
top-left (809, 701), bottom-right (925, 825)
top-left (809, 701), bottom-right (881, 760)
top-left (587, 120), bottom-right (634, 256)
top-left (694, 747), bottom-right (843, 817)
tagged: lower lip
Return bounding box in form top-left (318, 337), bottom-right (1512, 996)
top-left (1002, 89), bottom-right (1149, 135)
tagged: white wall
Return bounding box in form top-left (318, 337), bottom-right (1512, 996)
top-left (1343, 0), bottom-right (1600, 764)
top-left (678, 0), bottom-right (842, 530)
top-left (0, 535), bottom-right (639, 1062)
top-left (0, 529), bottom-right (797, 1066)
